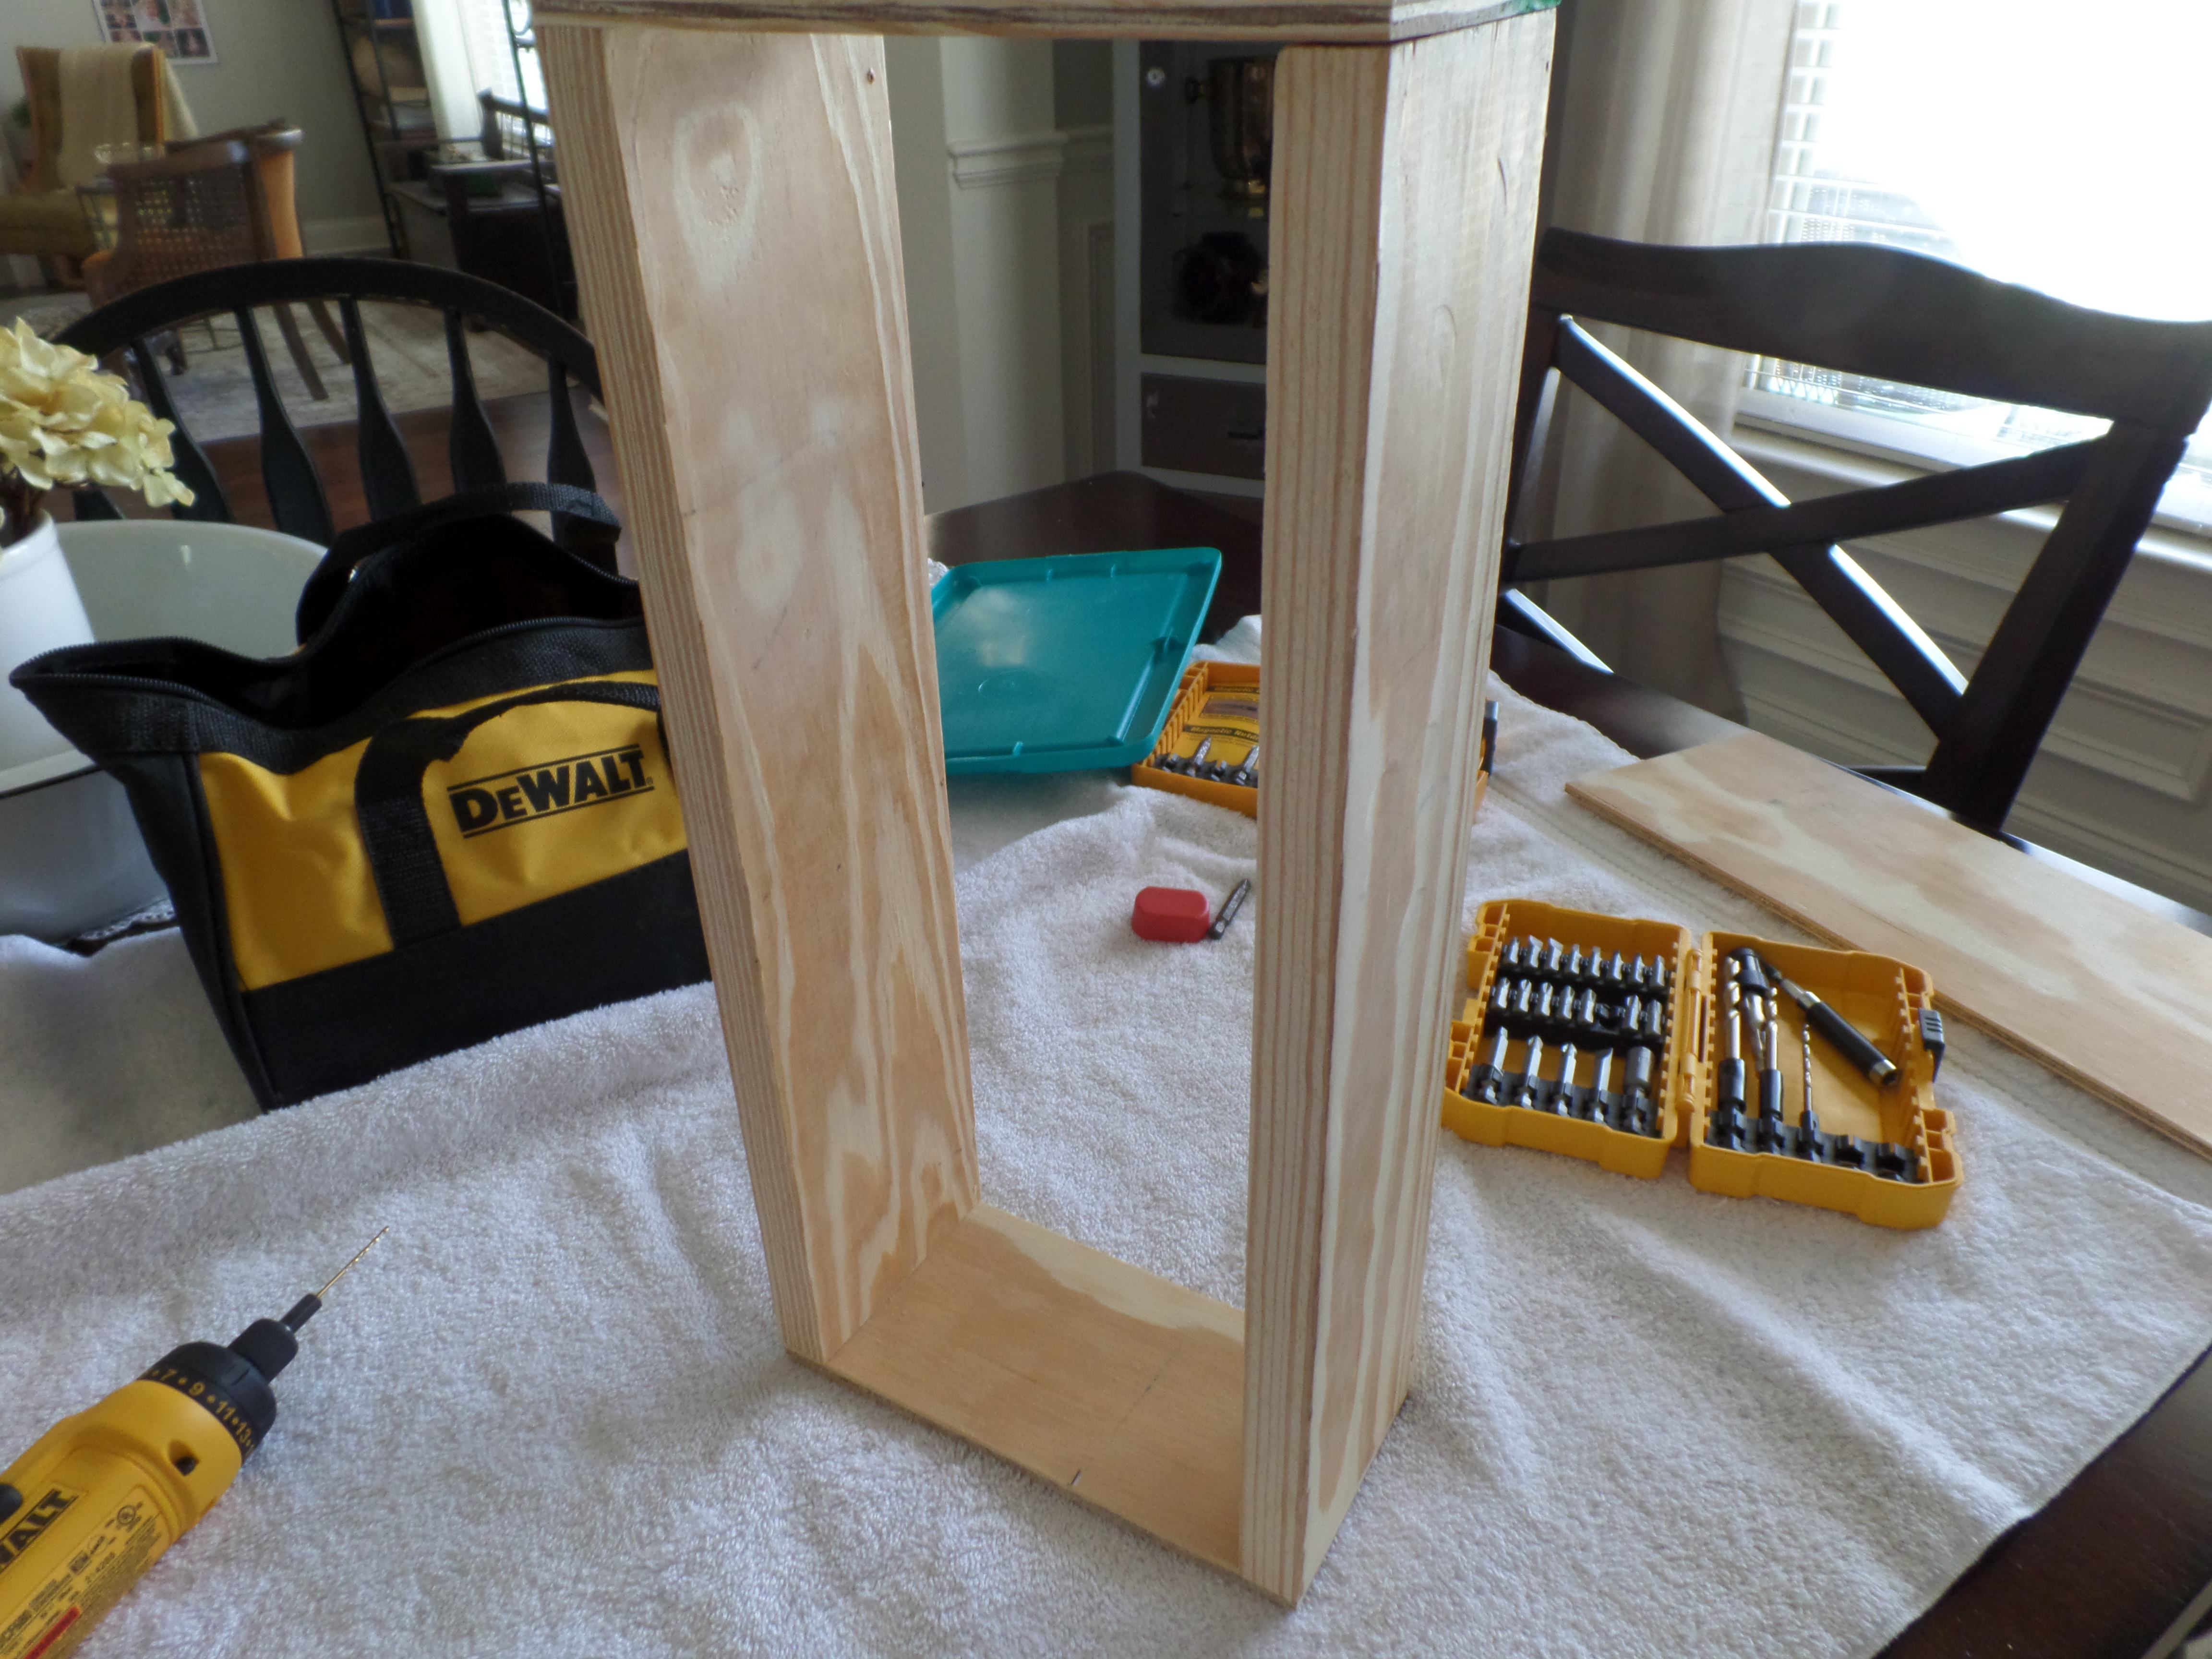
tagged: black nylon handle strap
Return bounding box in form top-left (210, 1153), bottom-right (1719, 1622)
top-left (295, 482), bottom-right (622, 643)
top-left (354, 680), bottom-right (661, 949)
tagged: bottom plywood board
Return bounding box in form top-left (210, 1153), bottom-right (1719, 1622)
top-left (820, 1204), bottom-right (1246, 1580)
top-left (1566, 732), bottom-right (2212, 1158)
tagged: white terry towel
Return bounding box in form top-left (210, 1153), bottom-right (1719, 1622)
top-left (1, 677), bottom-right (2210, 1658)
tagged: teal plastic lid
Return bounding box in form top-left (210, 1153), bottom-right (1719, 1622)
top-left (932, 548), bottom-right (1222, 775)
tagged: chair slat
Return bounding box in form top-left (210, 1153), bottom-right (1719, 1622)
top-left (444, 309), bottom-right (506, 493)
top-left (1555, 319), bottom-right (1968, 731)
top-left (69, 488), bottom-right (124, 520)
top-left (342, 298), bottom-right (420, 521)
top-left (1534, 229), bottom-right (2212, 433)
top-left (543, 356), bottom-right (601, 559)
top-left (128, 339), bottom-right (228, 524)
top-left (1510, 440), bottom-right (2096, 584)
top-left (1923, 425), bottom-right (2187, 827)
top-left (544, 356), bottom-right (595, 493)
top-left (236, 307), bottom-right (334, 545)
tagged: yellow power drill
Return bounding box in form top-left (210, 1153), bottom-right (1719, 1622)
top-left (0, 1229), bottom-right (384, 1659)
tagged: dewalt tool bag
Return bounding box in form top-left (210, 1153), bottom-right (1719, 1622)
top-left (11, 483), bottom-right (710, 1108)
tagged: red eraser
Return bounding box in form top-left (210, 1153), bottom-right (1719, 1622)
top-left (1132, 886), bottom-right (1211, 943)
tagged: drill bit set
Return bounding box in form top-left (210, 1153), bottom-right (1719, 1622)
top-left (1133, 662), bottom-right (1262, 817)
top-left (1459, 935), bottom-right (1681, 1141)
top-left (1444, 901), bottom-right (1962, 1227)
top-left (1134, 661), bottom-right (1498, 826)
top-left (1443, 902), bottom-right (1694, 1180)
top-left (1702, 946), bottom-right (1921, 1181)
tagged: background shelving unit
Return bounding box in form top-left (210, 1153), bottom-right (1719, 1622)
top-left (329, 0), bottom-right (441, 257)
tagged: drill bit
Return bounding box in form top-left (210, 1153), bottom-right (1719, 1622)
top-left (1474, 1025), bottom-right (1510, 1103)
top-left (1553, 1041), bottom-right (1578, 1115)
top-left (1709, 960), bottom-right (1748, 1151)
top-left (1622, 1043), bottom-right (1657, 1135)
top-left (1755, 1010), bottom-right (1786, 1153)
top-left (1797, 1000), bottom-right (1826, 1159)
top-left (1763, 958), bottom-right (1900, 1087)
top-left (280, 1226), bottom-right (391, 1335)
top-left (1515, 1035), bottom-right (1547, 1109)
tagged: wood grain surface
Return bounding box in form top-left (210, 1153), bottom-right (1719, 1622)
top-left (1243, 16), bottom-right (1551, 1600)
top-left (1568, 732), bottom-right (2212, 1156)
top-left (532, 0), bottom-right (1558, 45)
top-left (822, 1205), bottom-right (1246, 1576)
top-left (542, 24), bottom-right (976, 1363)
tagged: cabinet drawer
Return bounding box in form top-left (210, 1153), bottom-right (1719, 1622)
top-left (1141, 374), bottom-right (1266, 481)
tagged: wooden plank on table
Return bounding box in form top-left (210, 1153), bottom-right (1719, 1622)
top-left (821, 1205), bottom-right (1245, 1575)
top-left (531, 0), bottom-right (1558, 46)
top-left (1567, 731), bottom-right (2212, 1156)
top-left (1243, 15), bottom-right (1551, 1601)
top-left (541, 24), bottom-right (977, 1363)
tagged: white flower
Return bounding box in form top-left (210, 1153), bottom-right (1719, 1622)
top-left (0, 318), bottom-right (194, 509)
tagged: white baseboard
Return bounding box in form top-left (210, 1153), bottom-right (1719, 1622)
top-left (301, 216), bottom-right (392, 255)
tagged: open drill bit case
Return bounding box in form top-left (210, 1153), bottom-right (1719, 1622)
top-left (1443, 900), bottom-right (1961, 1229)
top-left (1131, 661), bottom-right (1261, 816)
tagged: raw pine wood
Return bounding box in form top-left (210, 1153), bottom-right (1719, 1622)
top-left (532, 0), bottom-right (1557, 45)
top-left (541, 23), bottom-right (976, 1362)
top-left (1568, 732), bottom-right (2212, 1156)
top-left (1244, 16), bottom-right (1551, 1599)
top-left (823, 1205), bottom-right (1245, 1575)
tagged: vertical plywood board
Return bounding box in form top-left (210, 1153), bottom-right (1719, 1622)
top-left (541, 24), bottom-right (976, 1362)
top-left (1244, 13), bottom-right (1552, 1600)
top-left (1568, 732), bottom-right (2212, 1157)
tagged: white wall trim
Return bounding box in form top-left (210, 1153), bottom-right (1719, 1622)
top-left (948, 130), bottom-right (1068, 190)
top-left (1062, 124), bottom-right (1113, 174)
top-left (301, 216), bottom-right (393, 255)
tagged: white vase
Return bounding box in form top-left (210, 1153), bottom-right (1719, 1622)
top-left (0, 513), bottom-right (96, 772)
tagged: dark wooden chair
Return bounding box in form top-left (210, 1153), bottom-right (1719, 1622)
top-left (1500, 228), bottom-right (2212, 832)
top-left (419, 94), bottom-right (576, 321)
top-left (52, 256), bottom-right (601, 555)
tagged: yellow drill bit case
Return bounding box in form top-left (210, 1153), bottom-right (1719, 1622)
top-left (1443, 899), bottom-right (1960, 1229)
top-left (1131, 661), bottom-right (1260, 817)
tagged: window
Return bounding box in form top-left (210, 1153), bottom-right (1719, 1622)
top-left (1748, 0), bottom-right (2212, 532)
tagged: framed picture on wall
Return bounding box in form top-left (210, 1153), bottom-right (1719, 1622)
top-left (91, 0), bottom-right (219, 63)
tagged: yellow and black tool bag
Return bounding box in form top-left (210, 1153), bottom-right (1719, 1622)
top-left (12, 484), bottom-right (710, 1108)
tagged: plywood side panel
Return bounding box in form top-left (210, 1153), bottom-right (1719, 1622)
top-left (1243, 14), bottom-right (1552, 1600)
top-left (532, 0), bottom-right (1561, 47)
top-left (1568, 732), bottom-right (2212, 1157)
top-left (822, 1205), bottom-right (1245, 1575)
top-left (541, 24), bottom-right (976, 1362)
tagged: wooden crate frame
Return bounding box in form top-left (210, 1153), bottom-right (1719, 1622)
top-left (536, 0), bottom-right (1553, 1603)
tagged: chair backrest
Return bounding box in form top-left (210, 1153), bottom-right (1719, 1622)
top-left (17, 44), bottom-right (168, 194)
top-left (54, 256), bottom-right (603, 555)
top-left (98, 140), bottom-right (264, 296)
top-left (173, 122), bottom-right (307, 257)
top-left (476, 92), bottom-right (556, 177)
top-left (1503, 228), bottom-right (2212, 831)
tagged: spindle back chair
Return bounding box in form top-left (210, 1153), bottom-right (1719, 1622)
top-left (54, 257), bottom-right (602, 555)
top-left (1502, 228), bottom-right (2212, 833)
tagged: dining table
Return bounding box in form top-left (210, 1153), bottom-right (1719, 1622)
top-left (42, 405), bottom-right (2212, 1656)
